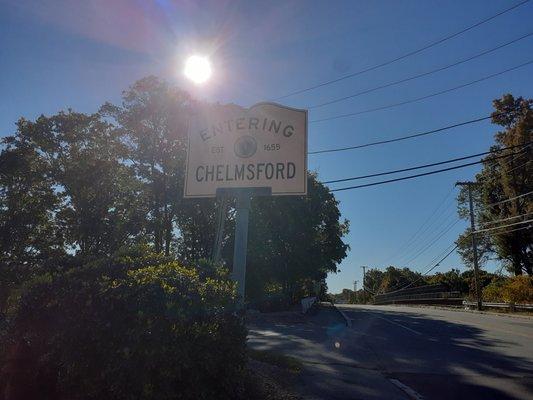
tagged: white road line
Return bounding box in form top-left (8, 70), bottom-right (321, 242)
top-left (373, 314), bottom-right (423, 336)
top-left (389, 379), bottom-right (425, 400)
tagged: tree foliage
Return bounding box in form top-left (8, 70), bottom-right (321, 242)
top-left (456, 94), bottom-right (532, 275)
top-left (1, 76), bottom-right (349, 309)
top-left (246, 174), bottom-right (349, 301)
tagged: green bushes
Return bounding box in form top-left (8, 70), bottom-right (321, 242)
top-left (482, 275), bottom-right (533, 304)
top-left (0, 247), bottom-right (247, 400)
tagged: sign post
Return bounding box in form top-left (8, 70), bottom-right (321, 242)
top-left (185, 103), bottom-right (307, 305)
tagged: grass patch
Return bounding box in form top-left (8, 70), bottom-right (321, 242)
top-left (248, 349), bottom-right (303, 373)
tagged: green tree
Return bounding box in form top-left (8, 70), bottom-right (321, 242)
top-left (245, 174), bottom-right (349, 301)
top-left (427, 268), bottom-right (468, 293)
top-left (456, 95), bottom-right (532, 275)
top-left (378, 266), bottom-right (424, 293)
top-left (102, 76), bottom-right (193, 256)
top-left (0, 122), bottom-right (65, 308)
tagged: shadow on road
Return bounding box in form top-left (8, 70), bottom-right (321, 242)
top-left (248, 305), bottom-right (533, 399)
top-left (345, 307), bottom-right (533, 400)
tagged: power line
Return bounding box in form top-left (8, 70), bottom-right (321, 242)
top-left (477, 224), bottom-right (531, 236)
top-left (403, 218), bottom-right (461, 266)
top-left (473, 218), bottom-right (533, 234)
top-left (329, 151), bottom-right (519, 192)
top-left (487, 190), bottom-right (533, 207)
top-left (381, 222), bottom-right (531, 295)
top-left (507, 158), bottom-right (531, 173)
top-left (323, 145), bottom-right (528, 184)
top-left (326, 143), bottom-right (530, 186)
top-left (310, 60), bottom-right (533, 124)
top-left (382, 244), bottom-right (459, 294)
top-left (379, 187), bottom-right (455, 265)
top-left (480, 212), bottom-right (533, 227)
top-left (309, 115), bottom-right (491, 155)
top-left (309, 32), bottom-right (533, 110)
top-left (394, 203), bottom-right (457, 266)
top-left (274, 0), bottom-right (531, 100)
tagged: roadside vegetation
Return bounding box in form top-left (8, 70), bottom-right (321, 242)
top-left (0, 77), bottom-right (349, 398)
top-left (331, 267), bottom-right (532, 305)
top-left (330, 95), bottom-right (532, 306)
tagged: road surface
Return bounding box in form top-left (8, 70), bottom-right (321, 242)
top-left (248, 304), bottom-right (533, 399)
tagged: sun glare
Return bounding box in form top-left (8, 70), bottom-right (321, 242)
top-left (183, 55), bottom-right (212, 84)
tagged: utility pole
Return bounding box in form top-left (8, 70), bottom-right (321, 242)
top-left (456, 182), bottom-right (482, 311)
top-left (361, 266), bottom-right (367, 302)
top-left (353, 280), bottom-right (358, 303)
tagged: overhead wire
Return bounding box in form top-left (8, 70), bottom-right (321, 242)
top-left (310, 59), bottom-right (533, 124)
top-left (487, 190), bottom-right (533, 207)
top-left (473, 218), bottom-right (533, 234)
top-left (507, 159), bottom-right (531, 173)
top-left (479, 212), bottom-right (533, 227)
top-left (274, 0), bottom-right (531, 100)
top-left (309, 32), bottom-right (533, 110)
top-left (402, 218), bottom-right (461, 266)
top-left (477, 224), bottom-right (531, 236)
top-left (394, 205), bottom-right (458, 265)
top-left (378, 187), bottom-right (455, 265)
top-left (381, 244), bottom-right (459, 294)
top-left (395, 203), bottom-right (455, 265)
top-left (329, 146), bottom-right (530, 192)
top-left (382, 223), bottom-right (531, 295)
top-left (309, 115), bottom-right (492, 155)
top-left (323, 144), bottom-right (530, 184)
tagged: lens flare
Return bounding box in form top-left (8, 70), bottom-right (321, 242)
top-left (183, 55), bottom-right (212, 84)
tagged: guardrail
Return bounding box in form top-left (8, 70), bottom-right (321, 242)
top-left (463, 300), bottom-right (533, 311)
top-left (374, 291), bottom-right (462, 305)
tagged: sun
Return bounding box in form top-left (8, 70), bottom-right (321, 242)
top-left (183, 55), bottom-right (212, 84)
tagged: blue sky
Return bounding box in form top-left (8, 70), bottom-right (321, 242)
top-left (1, 0), bottom-right (532, 293)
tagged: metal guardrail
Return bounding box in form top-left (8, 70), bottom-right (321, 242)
top-left (374, 291), bottom-right (461, 305)
top-left (463, 300), bottom-right (533, 311)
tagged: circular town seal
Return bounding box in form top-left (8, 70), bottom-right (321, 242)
top-left (234, 135), bottom-right (258, 158)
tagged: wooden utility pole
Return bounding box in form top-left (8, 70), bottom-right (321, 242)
top-left (361, 266), bottom-right (367, 303)
top-left (456, 182), bottom-right (482, 311)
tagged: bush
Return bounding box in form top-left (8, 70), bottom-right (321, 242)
top-left (482, 279), bottom-right (506, 302)
top-left (482, 275), bottom-right (533, 304)
top-left (0, 247), bottom-right (247, 400)
top-left (502, 275), bottom-right (533, 304)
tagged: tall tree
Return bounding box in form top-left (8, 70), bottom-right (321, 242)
top-left (457, 94), bottom-right (532, 275)
top-left (102, 76), bottom-right (193, 255)
top-left (244, 174), bottom-right (349, 301)
top-left (1, 111), bottom-right (144, 262)
top-left (1, 119), bottom-right (65, 304)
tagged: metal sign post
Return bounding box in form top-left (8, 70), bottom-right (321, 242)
top-left (217, 187), bottom-right (271, 304)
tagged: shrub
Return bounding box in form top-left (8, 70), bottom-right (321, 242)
top-left (482, 279), bottom-right (506, 302)
top-left (482, 275), bottom-right (533, 304)
top-left (0, 247), bottom-right (247, 400)
top-left (502, 275), bottom-right (533, 304)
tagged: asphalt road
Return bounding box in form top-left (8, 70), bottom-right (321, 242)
top-left (338, 304), bottom-right (533, 400)
top-left (248, 304), bottom-right (533, 399)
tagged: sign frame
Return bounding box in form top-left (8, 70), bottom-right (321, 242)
top-left (183, 102), bottom-right (308, 198)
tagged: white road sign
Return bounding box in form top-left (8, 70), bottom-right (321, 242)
top-left (184, 102), bottom-right (307, 198)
